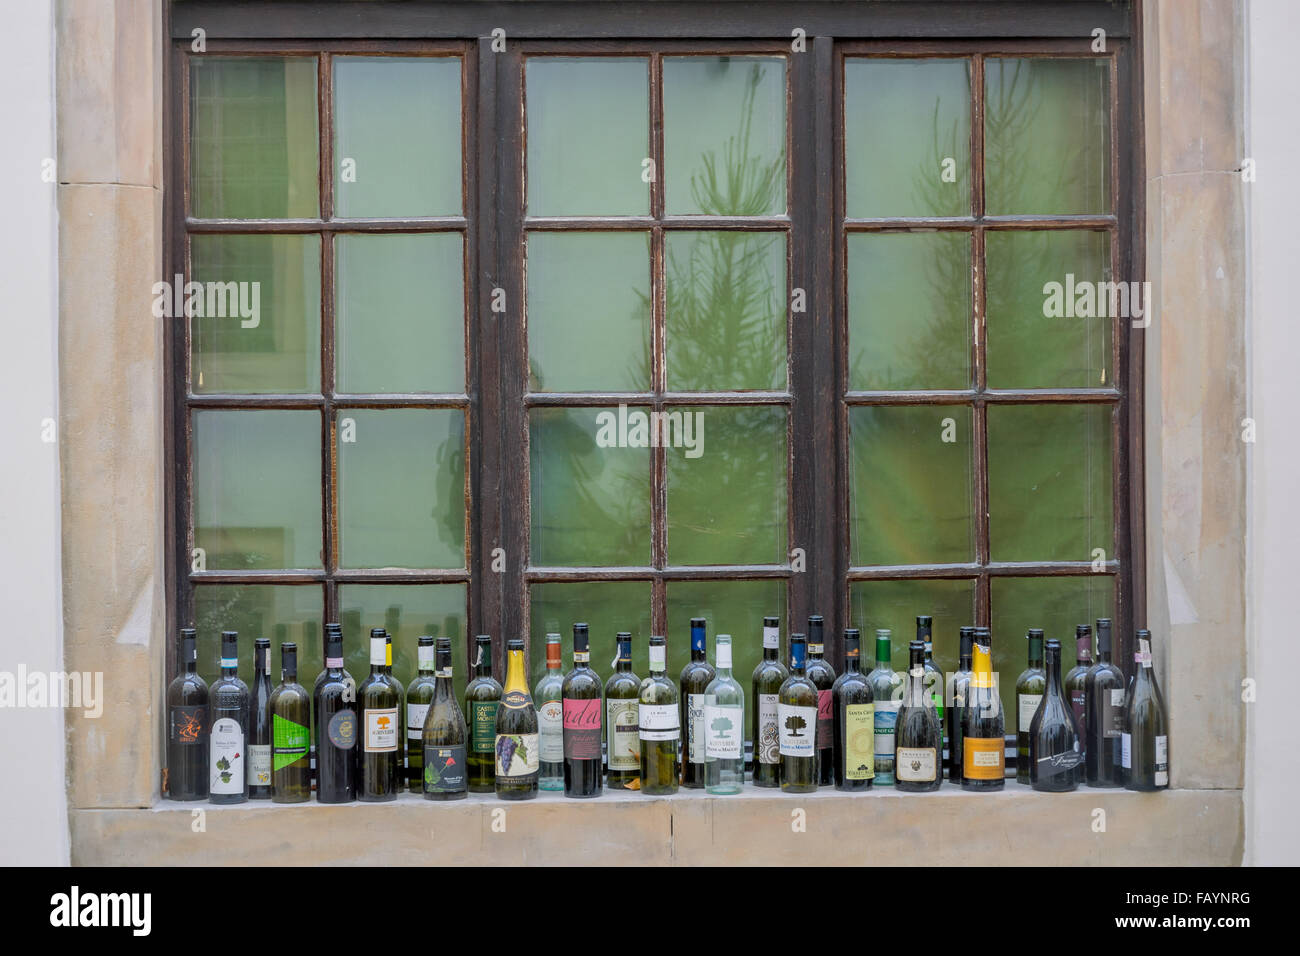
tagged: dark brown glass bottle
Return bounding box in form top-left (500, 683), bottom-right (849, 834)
top-left (679, 617), bottom-right (715, 788)
top-left (166, 627), bottom-right (209, 801)
top-left (805, 615), bottom-right (837, 786)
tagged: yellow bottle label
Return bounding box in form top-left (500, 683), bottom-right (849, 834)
top-left (963, 736), bottom-right (1004, 780)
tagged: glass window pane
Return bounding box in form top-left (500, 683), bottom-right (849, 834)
top-left (339, 585), bottom-right (467, 697)
top-left (193, 410), bottom-right (322, 569)
top-left (664, 56), bottom-right (786, 216)
top-left (987, 404), bottom-right (1113, 562)
top-left (529, 407), bottom-right (652, 566)
top-left (991, 575), bottom-right (1115, 678)
top-left (191, 57), bottom-right (319, 219)
top-left (336, 233), bottom-right (465, 394)
top-left (985, 57), bottom-right (1111, 215)
top-left (985, 230), bottom-right (1111, 389)
top-left (194, 585), bottom-right (324, 687)
top-left (526, 57), bottom-right (650, 216)
top-left (849, 405), bottom-right (974, 566)
top-left (666, 406), bottom-right (787, 566)
top-left (665, 580), bottom-right (788, 698)
top-left (527, 232), bottom-right (651, 392)
top-left (847, 232), bottom-right (971, 390)
top-left (191, 234), bottom-right (321, 393)
top-left (334, 57), bottom-right (462, 218)
top-left (528, 581), bottom-right (652, 688)
top-left (848, 578), bottom-right (975, 680)
top-left (337, 409), bottom-right (466, 569)
top-left (666, 231), bottom-right (787, 391)
top-left (845, 58), bottom-right (971, 218)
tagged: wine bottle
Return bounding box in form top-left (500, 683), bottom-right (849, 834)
top-left (1084, 618), bottom-right (1125, 787)
top-left (422, 637), bottom-right (468, 800)
top-left (405, 635), bottom-right (437, 792)
top-left (1064, 624), bottom-right (1092, 754)
top-left (561, 624), bottom-right (602, 798)
top-left (704, 634), bottom-right (745, 794)
top-left (866, 629), bottom-right (903, 785)
top-left (605, 632), bottom-right (641, 790)
top-left (830, 629), bottom-right (873, 791)
top-left (247, 637), bottom-right (273, 799)
top-left (1029, 639), bottom-right (1084, 792)
top-left (805, 615), bottom-right (837, 787)
top-left (639, 635), bottom-right (679, 795)
top-left (359, 628), bottom-right (402, 802)
top-left (270, 641), bottom-right (311, 803)
top-left (1124, 629), bottom-right (1169, 791)
top-left (751, 616), bottom-right (788, 788)
top-left (495, 638), bottom-right (540, 800)
top-left (679, 617), bottom-right (716, 789)
top-left (776, 633), bottom-right (819, 793)
top-left (315, 623), bottom-right (358, 803)
top-left (961, 628), bottom-right (1005, 791)
top-left (917, 615), bottom-right (945, 770)
top-left (384, 631), bottom-right (405, 791)
top-left (895, 640), bottom-right (942, 791)
top-left (1014, 628), bottom-right (1046, 785)
top-left (946, 626), bottom-right (974, 785)
top-left (166, 627), bottom-right (209, 801)
top-left (536, 632), bottom-right (566, 791)
top-left (464, 634), bottom-right (502, 793)
top-left (209, 630), bottom-right (249, 805)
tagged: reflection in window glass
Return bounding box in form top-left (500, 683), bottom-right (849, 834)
top-left (338, 584), bottom-right (467, 699)
top-left (194, 585), bottom-right (325, 687)
top-left (990, 575), bottom-right (1115, 676)
top-left (529, 581), bottom-right (652, 688)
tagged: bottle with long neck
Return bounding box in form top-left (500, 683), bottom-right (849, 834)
top-left (315, 623), bottom-right (358, 803)
top-left (895, 640), bottom-right (941, 791)
top-left (1029, 639), bottom-right (1083, 792)
top-left (1015, 628), bottom-right (1047, 785)
top-left (1124, 629), bottom-right (1169, 791)
top-left (679, 617), bottom-right (716, 789)
top-left (961, 628), bottom-right (1005, 791)
top-left (867, 629), bottom-right (902, 785)
top-left (604, 632), bottom-right (641, 790)
top-left (805, 615), bottom-right (836, 787)
top-left (209, 630), bottom-right (249, 804)
top-left (166, 627), bottom-right (209, 801)
top-left (270, 642), bottom-right (311, 803)
top-left (384, 631), bottom-right (405, 792)
top-left (1064, 624), bottom-right (1093, 752)
top-left (405, 636), bottom-right (437, 792)
top-left (248, 637), bottom-right (273, 798)
top-left (639, 635), bottom-right (679, 795)
top-left (495, 638), bottom-right (539, 800)
top-left (947, 627), bottom-right (974, 784)
top-left (751, 615), bottom-right (788, 788)
top-left (535, 632), bottom-right (565, 791)
top-left (1084, 618), bottom-right (1125, 787)
top-left (917, 615), bottom-right (945, 769)
top-left (831, 629), bottom-right (873, 791)
top-left (464, 634), bottom-right (502, 793)
top-left (777, 634), bottom-right (819, 793)
top-left (359, 628), bottom-right (401, 801)
top-left (422, 637), bottom-right (468, 800)
top-left (704, 634), bottom-right (745, 794)
top-left (562, 623), bottom-right (602, 798)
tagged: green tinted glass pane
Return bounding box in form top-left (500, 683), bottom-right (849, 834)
top-left (339, 585), bottom-right (467, 698)
top-left (847, 232), bottom-right (971, 390)
top-left (191, 57), bottom-right (319, 219)
top-left (845, 58), bottom-right (971, 218)
top-left (334, 57), bottom-right (462, 217)
top-left (528, 582), bottom-right (652, 689)
top-left (849, 578), bottom-right (976, 681)
top-left (193, 410), bottom-right (321, 569)
top-left (666, 231), bottom-right (786, 391)
top-left (991, 575), bottom-right (1115, 678)
top-left (527, 232), bottom-right (650, 392)
top-left (986, 230), bottom-right (1111, 389)
top-left (666, 580), bottom-right (787, 698)
top-left (849, 405), bottom-right (974, 566)
top-left (336, 233), bottom-right (464, 393)
top-left (664, 56), bottom-right (786, 216)
top-left (526, 58), bottom-right (650, 216)
top-left (987, 404), bottom-right (1113, 562)
top-left (529, 407), bottom-right (652, 566)
top-left (337, 409), bottom-right (466, 569)
top-left (985, 57), bottom-right (1110, 215)
top-left (191, 234), bottom-right (321, 393)
top-left (194, 585), bottom-right (325, 687)
top-left (666, 405), bottom-right (787, 565)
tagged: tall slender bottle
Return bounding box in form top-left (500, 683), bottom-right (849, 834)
top-left (359, 628), bottom-right (401, 801)
top-left (315, 623), bottom-right (358, 803)
top-left (1029, 639), bottom-right (1083, 792)
top-left (422, 637), bottom-right (468, 800)
top-left (831, 629), bottom-right (873, 791)
top-left (704, 634), bottom-right (745, 794)
top-left (464, 634), bottom-right (502, 793)
top-left (679, 617), bottom-right (716, 788)
top-left (561, 624), bottom-right (602, 798)
top-left (917, 615), bottom-right (945, 769)
top-left (751, 616), bottom-right (788, 788)
top-left (777, 634), bottom-right (819, 793)
top-left (1064, 624), bottom-right (1093, 754)
top-left (867, 629), bottom-right (903, 785)
top-left (384, 631), bottom-right (405, 790)
top-left (1124, 629), bottom-right (1169, 791)
top-left (209, 630), bottom-right (249, 805)
top-left (604, 632), bottom-right (641, 790)
top-left (947, 627), bottom-right (974, 784)
top-left (270, 642), bottom-right (311, 803)
top-left (405, 636), bottom-right (437, 792)
top-left (166, 627), bottom-right (209, 801)
top-left (961, 628), bottom-right (1005, 791)
top-left (805, 615), bottom-right (837, 786)
top-left (535, 632), bottom-right (565, 791)
top-left (495, 638), bottom-right (539, 800)
top-left (1015, 628), bottom-right (1047, 785)
top-left (1084, 618), bottom-right (1125, 787)
top-left (895, 640), bottom-right (942, 791)
top-left (247, 637), bottom-right (273, 799)
top-left (639, 635), bottom-right (679, 795)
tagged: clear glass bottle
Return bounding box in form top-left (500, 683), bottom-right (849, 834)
top-left (535, 632), bottom-right (565, 791)
top-left (704, 634), bottom-right (745, 794)
top-left (639, 635), bottom-right (679, 795)
top-left (866, 629), bottom-right (903, 785)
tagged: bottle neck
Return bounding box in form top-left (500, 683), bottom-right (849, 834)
top-left (715, 640), bottom-right (733, 676)
top-left (1076, 635), bottom-right (1093, 665)
top-left (1134, 634), bottom-right (1155, 672)
top-left (368, 636), bottom-right (385, 676)
top-left (416, 641), bottom-right (434, 675)
top-left (181, 635), bottom-right (197, 674)
top-left (648, 642), bottom-right (666, 677)
top-left (1044, 647), bottom-right (1062, 693)
top-left (875, 638), bottom-right (892, 669)
top-left (844, 641), bottom-right (861, 673)
top-left (502, 647), bottom-right (528, 695)
top-left (1027, 636), bottom-right (1044, 669)
top-left (220, 639), bottom-right (238, 678)
top-left (790, 642), bottom-right (807, 676)
top-left (282, 651), bottom-right (298, 684)
top-left (472, 642), bottom-right (493, 679)
top-left (971, 643), bottom-right (994, 688)
top-left (434, 649), bottom-right (454, 696)
top-left (690, 625), bottom-right (706, 661)
top-left (1096, 624), bottom-right (1113, 662)
top-left (254, 644), bottom-right (269, 677)
top-left (615, 641), bottom-right (631, 672)
top-left (762, 625), bottom-right (779, 661)
top-left (546, 639), bottom-right (563, 672)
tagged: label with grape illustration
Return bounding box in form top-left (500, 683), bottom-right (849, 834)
top-left (424, 744), bottom-right (467, 794)
top-left (758, 693), bottom-right (780, 765)
top-left (210, 717), bottom-right (244, 793)
top-left (607, 699), bottom-right (640, 770)
top-left (495, 732), bottom-right (539, 777)
top-left (777, 703), bottom-right (817, 757)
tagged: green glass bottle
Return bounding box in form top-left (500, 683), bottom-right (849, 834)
top-left (946, 626), bottom-right (975, 785)
top-left (1085, 618), bottom-right (1125, 787)
top-left (1015, 628), bottom-right (1047, 785)
top-left (866, 629), bottom-right (903, 785)
top-left (495, 638), bottom-right (539, 800)
top-left (269, 642), bottom-right (311, 803)
top-left (561, 624), bottom-right (603, 798)
top-left (639, 635), bottom-right (679, 794)
top-left (831, 628), bottom-right (873, 791)
top-left (1123, 629), bottom-right (1169, 791)
top-left (1064, 624), bottom-right (1093, 756)
top-left (751, 616), bottom-right (788, 788)
top-left (895, 640), bottom-right (942, 792)
top-left (679, 617), bottom-right (716, 789)
top-left (604, 632), bottom-right (641, 790)
top-left (405, 635), bottom-right (437, 792)
top-left (805, 615), bottom-right (837, 787)
top-left (358, 628), bottom-right (402, 802)
top-left (961, 628), bottom-right (1005, 791)
top-left (464, 634), bottom-right (502, 793)
top-left (422, 637), bottom-right (468, 800)
top-left (247, 637), bottom-right (273, 799)
top-left (165, 627), bottom-right (209, 801)
top-left (778, 633), bottom-right (819, 793)
top-left (917, 615), bottom-right (945, 771)
top-left (1029, 638), bottom-right (1084, 792)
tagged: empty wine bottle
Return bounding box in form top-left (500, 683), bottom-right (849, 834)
top-left (1064, 624), bottom-right (1093, 754)
top-left (270, 642), bottom-right (311, 803)
top-left (895, 640), bottom-right (942, 791)
top-left (166, 627), bottom-right (209, 801)
top-left (1029, 639), bottom-right (1083, 792)
top-left (605, 632), bottom-right (641, 790)
top-left (832, 629), bottom-right (873, 791)
top-left (917, 616), bottom-right (945, 770)
top-left (704, 634), bottom-right (745, 795)
top-left (867, 629), bottom-right (903, 785)
top-left (680, 617), bottom-right (716, 789)
top-left (947, 626), bottom-right (974, 785)
top-left (359, 628), bottom-right (402, 802)
top-left (1015, 628), bottom-right (1046, 785)
top-left (209, 630), bottom-right (249, 805)
top-left (536, 632), bottom-right (565, 791)
top-left (639, 635), bottom-right (679, 795)
top-left (315, 623), bottom-right (358, 803)
top-left (422, 637), bottom-right (468, 800)
top-left (495, 638), bottom-right (539, 800)
top-left (751, 616), bottom-right (788, 788)
top-left (961, 628), bottom-right (1005, 791)
top-left (464, 634), bottom-right (502, 793)
top-left (405, 636), bottom-right (437, 792)
top-left (1084, 618), bottom-right (1125, 787)
top-left (806, 615), bottom-right (837, 787)
top-left (247, 637), bottom-right (273, 799)
top-left (562, 624), bottom-right (602, 798)
top-left (778, 633), bottom-right (819, 793)
top-left (383, 631), bottom-right (404, 791)
top-left (1124, 629), bottom-right (1169, 791)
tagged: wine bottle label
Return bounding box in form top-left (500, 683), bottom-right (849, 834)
top-left (963, 736), bottom-right (1005, 779)
top-left (562, 697), bottom-right (601, 760)
top-left (687, 693), bottom-right (708, 764)
top-left (169, 705), bottom-right (206, 744)
top-left (247, 744), bottom-right (271, 786)
top-left (1070, 692), bottom-right (1087, 733)
top-left (1155, 735), bottom-right (1169, 786)
top-left (210, 717), bottom-right (245, 793)
top-left (844, 703), bottom-right (875, 780)
top-left (1102, 691), bottom-right (1125, 739)
top-left (815, 689), bottom-right (833, 750)
top-left (896, 747), bottom-right (937, 782)
top-left (1121, 732), bottom-right (1132, 769)
top-left (1037, 747), bottom-right (1084, 777)
top-left (407, 703), bottom-right (430, 739)
top-left (495, 732), bottom-right (540, 777)
top-left (370, 639), bottom-right (386, 666)
top-left (573, 651), bottom-right (590, 663)
top-left (220, 657), bottom-right (238, 670)
top-left (777, 703), bottom-right (817, 757)
top-left (501, 689), bottom-right (530, 711)
top-left (1136, 638), bottom-right (1153, 668)
top-left (327, 709), bottom-right (358, 750)
top-left (639, 702), bottom-right (680, 741)
top-left (469, 700), bottom-right (499, 753)
top-left (757, 694), bottom-right (780, 765)
top-left (873, 700), bottom-right (900, 756)
top-left (424, 745), bottom-right (467, 793)
top-left (607, 699), bottom-right (641, 769)
top-left (704, 704), bottom-right (743, 759)
top-left (418, 646), bottom-right (434, 668)
top-left (538, 699), bottom-right (564, 762)
top-left (272, 714), bottom-right (310, 770)
top-left (1018, 693), bottom-right (1043, 732)
top-left (364, 707), bottom-right (399, 753)
top-left (326, 656), bottom-right (344, 668)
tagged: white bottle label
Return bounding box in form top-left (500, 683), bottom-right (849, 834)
top-left (1155, 735), bottom-right (1168, 786)
top-left (538, 699), bottom-right (564, 762)
top-left (247, 743), bottom-right (271, 787)
top-left (777, 703), bottom-right (818, 757)
top-left (704, 703), bottom-right (743, 759)
top-left (757, 693), bottom-right (780, 764)
top-left (896, 746), bottom-right (937, 782)
top-left (406, 703), bottom-right (430, 739)
top-left (1018, 693), bottom-right (1043, 731)
top-left (607, 699), bottom-right (640, 770)
top-left (873, 699), bottom-right (900, 756)
top-left (1121, 732), bottom-right (1132, 769)
top-left (687, 693), bottom-right (707, 764)
top-left (210, 717), bottom-right (245, 794)
top-left (1110, 688), bottom-right (1125, 707)
top-left (364, 707), bottom-right (399, 752)
top-left (639, 703), bottom-right (680, 741)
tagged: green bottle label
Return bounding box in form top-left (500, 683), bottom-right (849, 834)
top-left (470, 700), bottom-right (499, 753)
top-left (272, 713), bottom-right (309, 771)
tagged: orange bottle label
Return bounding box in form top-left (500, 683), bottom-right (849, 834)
top-left (963, 737), bottom-right (1005, 780)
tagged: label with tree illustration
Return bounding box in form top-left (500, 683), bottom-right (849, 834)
top-left (364, 706), bottom-right (399, 753)
top-left (703, 703), bottom-right (743, 759)
top-left (424, 744), bottom-right (467, 794)
top-left (777, 703), bottom-right (818, 757)
top-left (495, 732), bottom-right (539, 777)
top-left (210, 717), bottom-right (244, 793)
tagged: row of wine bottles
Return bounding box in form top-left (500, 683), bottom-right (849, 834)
top-left (165, 614), bottom-right (1168, 803)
